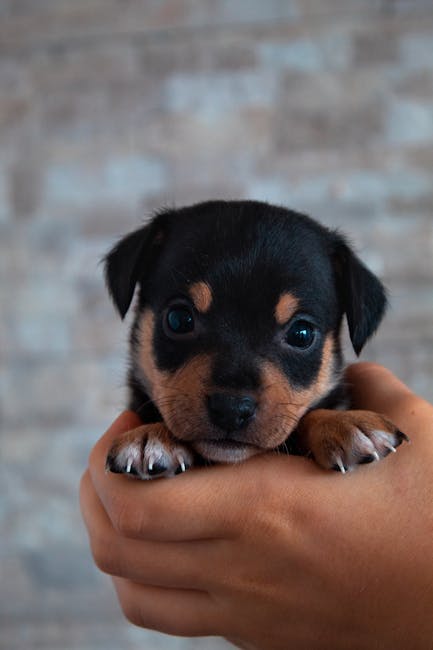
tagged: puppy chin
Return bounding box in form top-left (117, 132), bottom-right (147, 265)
top-left (192, 439), bottom-right (262, 463)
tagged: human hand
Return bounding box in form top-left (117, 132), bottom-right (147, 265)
top-left (80, 363), bottom-right (433, 650)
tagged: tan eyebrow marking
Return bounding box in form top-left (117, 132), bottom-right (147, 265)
top-left (275, 292), bottom-right (299, 325)
top-left (189, 281), bottom-right (213, 313)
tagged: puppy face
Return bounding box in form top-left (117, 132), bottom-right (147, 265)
top-left (105, 201), bottom-right (387, 463)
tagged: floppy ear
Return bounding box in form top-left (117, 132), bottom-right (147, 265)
top-left (103, 217), bottom-right (165, 319)
top-left (333, 238), bottom-right (388, 356)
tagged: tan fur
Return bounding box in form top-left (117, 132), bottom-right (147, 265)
top-left (189, 281), bottom-right (213, 313)
top-left (108, 422), bottom-right (172, 457)
top-left (155, 354), bottom-right (214, 442)
top-left (137, 311), bottom-right (337, 454)
top-left (137, 309), bottom-right (212, 440)
top-left (274, 292), bottom-right (299, 325)
top-left (258, 335), bottom-right (337, 448)
top-left (136, 310), bottom-right (160, 397)
top-left (296, 409), bottom-right (399, 469)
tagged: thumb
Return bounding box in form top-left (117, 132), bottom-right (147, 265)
top-left (345, 362), bottom-right (432, 440)
top-left (88, 410), bottom-right (143, 471)
top-left (345, 362), bottom-right (412, 412)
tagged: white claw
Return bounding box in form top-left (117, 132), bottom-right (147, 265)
top-left (385, 443), bottom-right (397, 453)
top-left (373, 451), bottom-right (380, 461)
top-left (126, 459), bottom-right (132, 474)
top-left (148, 459), bottom-right (154, 472)
top-left (336, 458), bottom-right (346, 474)
top-left (179, 458), bottom-right (186, 473)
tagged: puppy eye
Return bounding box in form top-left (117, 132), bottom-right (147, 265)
top-left (165, 305), bottom-right (195, 336)
top-left (285, 320), bottom-right (316, 349)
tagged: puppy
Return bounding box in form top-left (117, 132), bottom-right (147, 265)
top-left (104, 200), bottom-right (407, 478)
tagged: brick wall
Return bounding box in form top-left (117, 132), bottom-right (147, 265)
top-left (1, 2), bottom-right (432, 649)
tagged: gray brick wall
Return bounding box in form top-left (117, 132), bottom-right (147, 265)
top-left (1, 2), bottom-right (432, 649)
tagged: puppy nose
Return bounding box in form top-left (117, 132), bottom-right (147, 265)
top-left (207, 393), bottom-right (257, 433)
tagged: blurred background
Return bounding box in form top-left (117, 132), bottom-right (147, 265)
top-left (1, 1), bottom-right (433, 649)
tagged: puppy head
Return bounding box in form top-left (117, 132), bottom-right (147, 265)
top-left (105, 201), bottom-right (387, 462)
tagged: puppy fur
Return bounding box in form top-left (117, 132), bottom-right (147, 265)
top-left (104, 200), bottom-right (407, 478)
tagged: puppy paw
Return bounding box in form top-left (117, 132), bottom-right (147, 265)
top-left (106, 423), bottom-right (194, 479)
top-left (296, 409), bottom-right (409, 473)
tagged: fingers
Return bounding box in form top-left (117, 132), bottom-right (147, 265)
top-left (112, 577), bottom-right (219, 638)
top-left (345, 362), bottom-right (433, 440)
top-left (88, 418), bottom-right (261, 542)
top-left (93, 462), bottom-right (250, 543)
top-left (80, 470), bottom-right (221, 589)
top-left (92, 410), bottom-right (143, 450)
top-left (345, 363), bottom-right (412, 411)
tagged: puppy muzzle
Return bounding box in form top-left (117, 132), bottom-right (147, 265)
top-left (206, 393), bottom-right (257, 433)
top-left (189, 392), bottom-right (261, 463)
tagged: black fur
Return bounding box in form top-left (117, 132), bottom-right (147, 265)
top-left (105, 200), bottom-right (387, 425)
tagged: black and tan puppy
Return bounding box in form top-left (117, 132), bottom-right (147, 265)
top-left (104, 200), bottom-right (407, 478)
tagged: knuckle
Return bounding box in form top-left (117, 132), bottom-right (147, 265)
top-left (144, 611), bottom-right (210, 638)
top-left (166, 619), bottom-right (206, 638)
top-left (117, 583), bottom-right (215, 637)
top-left (112, 499), bottom-right (136, 537)
top-left (90, 535), bottom-right (119, 576)
top-left (121, 599), bottom-right (144, 628)
top-left (113, 498), bottom-right (154, 540)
